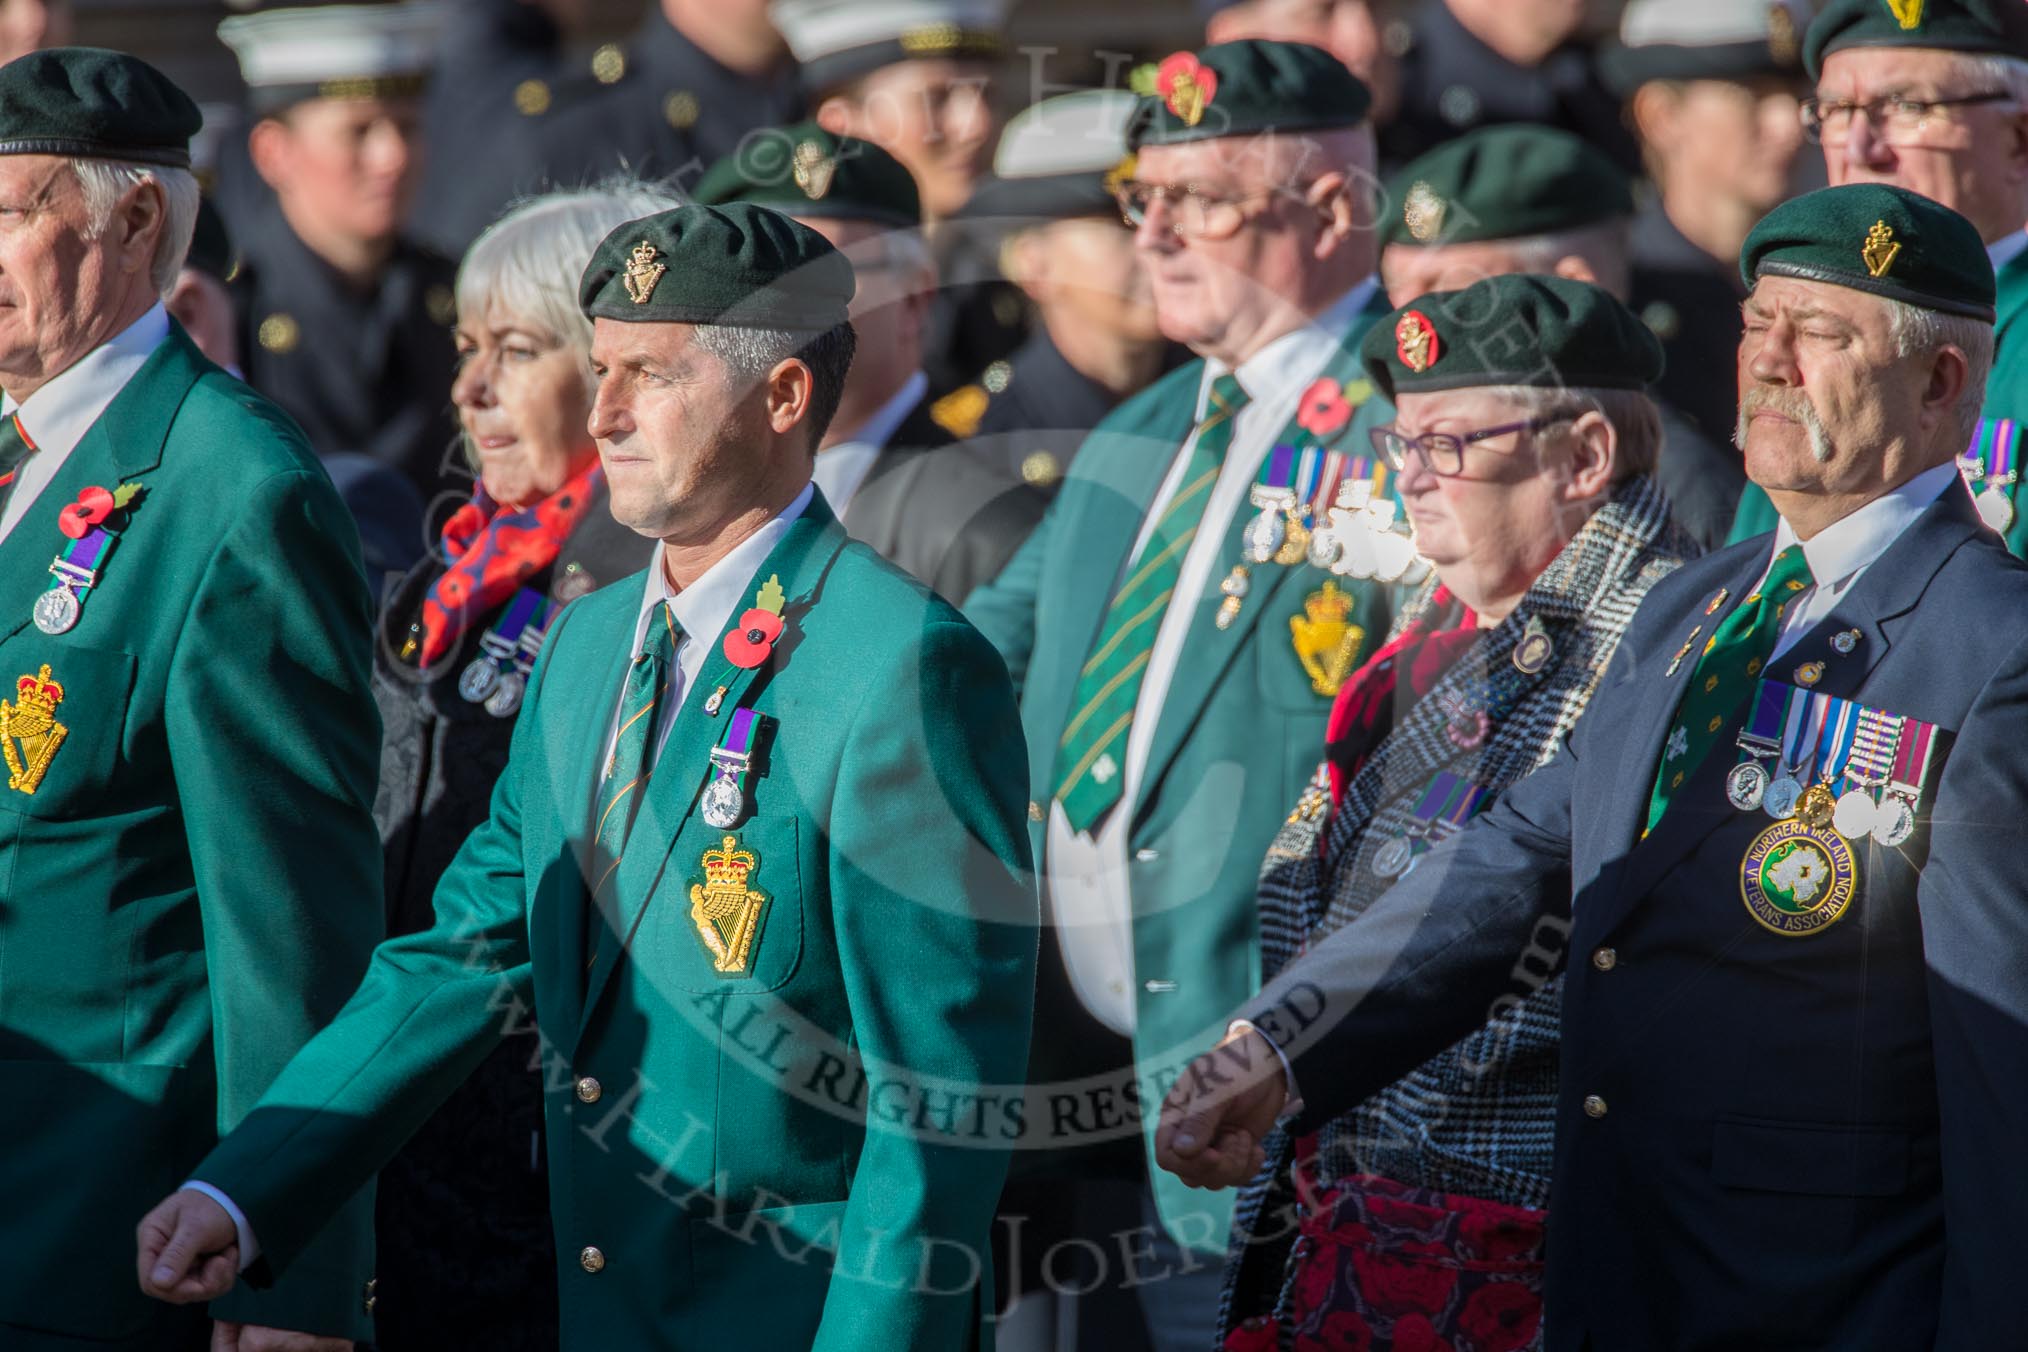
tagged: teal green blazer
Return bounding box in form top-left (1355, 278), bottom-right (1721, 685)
top-left (0, 327), bottom-right (384, 1347)
top-left (1727, 247), bottom-right (2028, 551)
top-left (965, 352), bottom-right (1391, 1252)
top-left (193, 495), bottom-right (1038, 1350)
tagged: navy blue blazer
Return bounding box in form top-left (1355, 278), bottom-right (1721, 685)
top-left (1245, 481), bottom-right (2028, 1351)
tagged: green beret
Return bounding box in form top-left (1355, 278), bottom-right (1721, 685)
top-left (1125, 40), bottom-right (1371, 151)
top-left (1379, 124), bottom-right (1633, 250)
top-left (694, 123), bottom-right (922, 230)
top-left (0, 47), bottom-right (199, 169)
top-left (1804, 0), bottom-right (2028, 79)
top-left (579, 203), bottom-right (856, 331)
top-left (1740, 182), bottom-right (1994, 320)
top-left (1359, 274), bottom-right (1665, 400)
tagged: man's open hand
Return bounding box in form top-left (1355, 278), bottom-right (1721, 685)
top-left (136, 1189), bottom-right (239, 1304)
top-left (213, 1321), bottom-right (355, 1351)
top-left (1154, 1026), bottom-right (1289, 1190)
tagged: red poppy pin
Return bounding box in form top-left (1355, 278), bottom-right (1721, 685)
top-left (1156, 52), bottom-right (1217, 127)
top-left (1296, 377), bottom-right (1354, 439)
top-left (723, 573), bottom-right (787, 669)
top-left (1395, 310), bottom-right (1440, 374)
top-left (58, 482), bottom-right (142, 540)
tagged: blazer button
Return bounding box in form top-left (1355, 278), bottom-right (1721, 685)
top-left (1591, 947), bottom-right (1617, 972)
top-left (576, 1076), bottom-right (603, 1104)
top-left (580, 1246), bottom-right (606, 1273)
top-left (1134, 848), bottom-right (1160, 862)
top-left (1583, 1094), bottom-right (1608, 1119)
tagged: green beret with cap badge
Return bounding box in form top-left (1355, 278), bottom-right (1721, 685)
top-left (579, 202), bottom-right (857, 331)
top-left (1360, 273), bottom-right (1665, 401)
top-left (1740, 182), bottom-right (1995, 321)
top-left (1379, 124), bottom-right (1633, 250)
top-left (694, 122), bottom-right (922, 230)
top-left (0, 47), bottom-right (199, 168)
top-left (1803, 0), bottom-right (2028, 79)
top-left (1124, 39), bottom-right (1372, 151)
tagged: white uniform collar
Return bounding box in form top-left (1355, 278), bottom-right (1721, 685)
top-left (630, 479), bottom-right (815, 660)
top-left (1767, 460), bottom-right (1957, 588)
top-left (2, 304), bottom-right (171, 457)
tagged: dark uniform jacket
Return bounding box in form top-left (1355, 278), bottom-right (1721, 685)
top-left (844, 391), bottom-right (1046, 605)
top-left (1245, 481), bottom-right (2028, 1350)
top-left (367, 482), bottom-right (649, 1352)
top-left (232, 201), bottom-right (461, 501)
top-left (1630, 197), bottom-right (1749, 448)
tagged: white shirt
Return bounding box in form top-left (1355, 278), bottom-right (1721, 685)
top-left (187, 481), bottom-right (817, 1267)
top-left (810, 371), bottom-right (926, 517)
top-left (0, 304), bottom-right (170, 541)
top-left (1046, 278), bottom-right (1381, 1035)
top-left (606, 480), bottom-right (813, 769)
top-left (1990, 231), bottom-right (2028, 275)
top-left (1761, 461), bottom-right (1956, 660)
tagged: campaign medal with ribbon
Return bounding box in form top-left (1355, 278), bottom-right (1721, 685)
top-left (1763, 686), bottom-right (1830, 820)
top-left (1792, 696), bottom-right (1861, 831)
top-left (458, 588), bottom-right (556, 718)
top-left (1727, 681), bottom-right (1788, 811)
top-left (35, 483), bottom-right (144, 636)
top-left (1370, 771), bottom-right (1486, 879)
top-left (700, 707), bottom-right (760, 830)
top-left (1831, 706), bottom-right (1903, 840)
top-left (1873, 717), bottom-right (1937, 848)
top-left (1959, 416), bottom-right (2020, 534)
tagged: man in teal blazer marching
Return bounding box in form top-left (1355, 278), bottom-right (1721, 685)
top-left (139, 203), bottom-right (1038, 1351)
top-left (963, 39), bottom-right (1393, 1349)
top-left (0, 49), bottom-right (383, 1352)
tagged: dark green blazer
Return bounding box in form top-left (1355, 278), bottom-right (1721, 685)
top-left (193, 494), bottom-right (1038, 1350)
top-left (0, 326), bottom-right (383, 1348)
top-left (964, 341), bottom-right (1392, 1253)
top-left (1727, 246), bottom-right (2028, 550)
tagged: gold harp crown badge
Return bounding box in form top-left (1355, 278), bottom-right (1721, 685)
top-left (1862, 219), bottom-right (1900, 279)
top-left (689, 834), bottom-right (768, 974)
top-left (1885, 0), bottom-right (1923, 31)
top-left (1, 664), bottom-right (66, 794)
top-left (1289, 582), bottom-right (1365, 697)
top-left (622, 239), bottom-right (666, 305)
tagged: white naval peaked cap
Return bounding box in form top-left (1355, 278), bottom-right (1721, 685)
top-left (219, 1), bottom-right (446, 111)
top-left (770, 0), bottom-right (1012, 93)
top-left (1619, 0), bottom-right (1813, 49)
top-left (993, 90), bottom-right (1137, 179)
top-left (1601, 0), bottom-right (1813, 92)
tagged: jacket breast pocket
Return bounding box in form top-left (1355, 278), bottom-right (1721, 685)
top-left (1711, 1113), bottom-right (1912, 1197)
top-left (0, 639), bottom-right (135, 819)
top-left (650, 815), bottom-right (805, 993)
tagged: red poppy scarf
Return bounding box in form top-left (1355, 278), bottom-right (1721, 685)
top-left (415, 458), bottom-right (603, 667)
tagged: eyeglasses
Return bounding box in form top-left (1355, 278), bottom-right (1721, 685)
top-left (1800, 90), bottom-right (2016, 144)
top-left (1111, 179), bottom-right (1280, 241)
top-left (1371, 415), bottom-right (1571, 477)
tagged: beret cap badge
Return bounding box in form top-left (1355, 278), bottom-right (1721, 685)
top-left (1862, 219), bottom-right (1901, 278)
top-left (1156, 52), bottom-right (1217, 127)
top-left (1396, 310), bottom-right (1440, 373)
top-left (792, 139), bottom-right (835, 200)
top-left (1885, 0), bottom-right (1923, 30)
top-left (1403, 181), bottom-right (1445, 242)
top-left (622, 240), bottom-right (667, 305)
top-left (1768, 4), bottom-right (1801, 65)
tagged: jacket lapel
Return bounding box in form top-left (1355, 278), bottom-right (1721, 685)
top-left (0, 327), bottom-right (197, 646)
top-left (574, 495), bottom-right (850, 1045)
top-left (1598, 485), bottom-right (1982, 931)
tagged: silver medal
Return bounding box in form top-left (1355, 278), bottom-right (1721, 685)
top-left (458, 657), bottom-right (501, 704)
top-left (1832, 789), bottom-right (1878, 841)
top-left (32, 587), bottom-right (78, 635)
top-left (1306, 526), bottom-right (1342, 570)
top-left (1872, 795), bottom-right (1917, 848)
top-left (1979, 485), bottom-right (2016, 533)
top-left (1244, 508), bottom-right (1286, 565)
top-left (483, 670), bottom-right (526, 718)
top-left (1370, 835), bottom-right (1414, 879)
top-left (700, 773), bottom-right (744, 829)
top-left (1763, 775), bottom-right (1803, 820)
top-left (1725, 760), bottom-right (1769, 812)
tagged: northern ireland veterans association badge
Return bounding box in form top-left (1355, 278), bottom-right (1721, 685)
top-left (1740, 819), bottom-right (1857, 936)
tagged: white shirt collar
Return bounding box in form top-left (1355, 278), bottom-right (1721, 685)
top-left (2, 305), bottom-right (171, 456)
top-left (1766, 461), bottom-right (1958, 588)
top-left (1990, 231), bottom-right (2028, 273)
top-left (1202, 277), bottom-right (1380, 412)
top-left (810, 370), bottom-right (926, 515)
top-left (630, 479), bottom-right (815, 662)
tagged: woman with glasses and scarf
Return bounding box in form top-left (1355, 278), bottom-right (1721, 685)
top-left (1215, 275), bottom-right (1699, 1352)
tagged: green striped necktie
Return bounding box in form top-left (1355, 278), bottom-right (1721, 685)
top-left (591, 600), bottom-right (683, 905)
top-left (1052, 372), bottom-right (1249, 833)
top-left (1644, 543), bottom-right (1814, 834)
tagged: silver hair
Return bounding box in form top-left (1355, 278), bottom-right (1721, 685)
top-left (453, 176), bottom-right (687, 395)
top-left (1882, 297), bottom-right (1994, 449)
top-left (689, 320), bottom-right (857, 447)
top-left (70, 160), bottom-right (200, 296)
top-left (1957, 54), bottom-right (2028, 105)
top-left (1482, 383), bottom-right (1662, 480)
